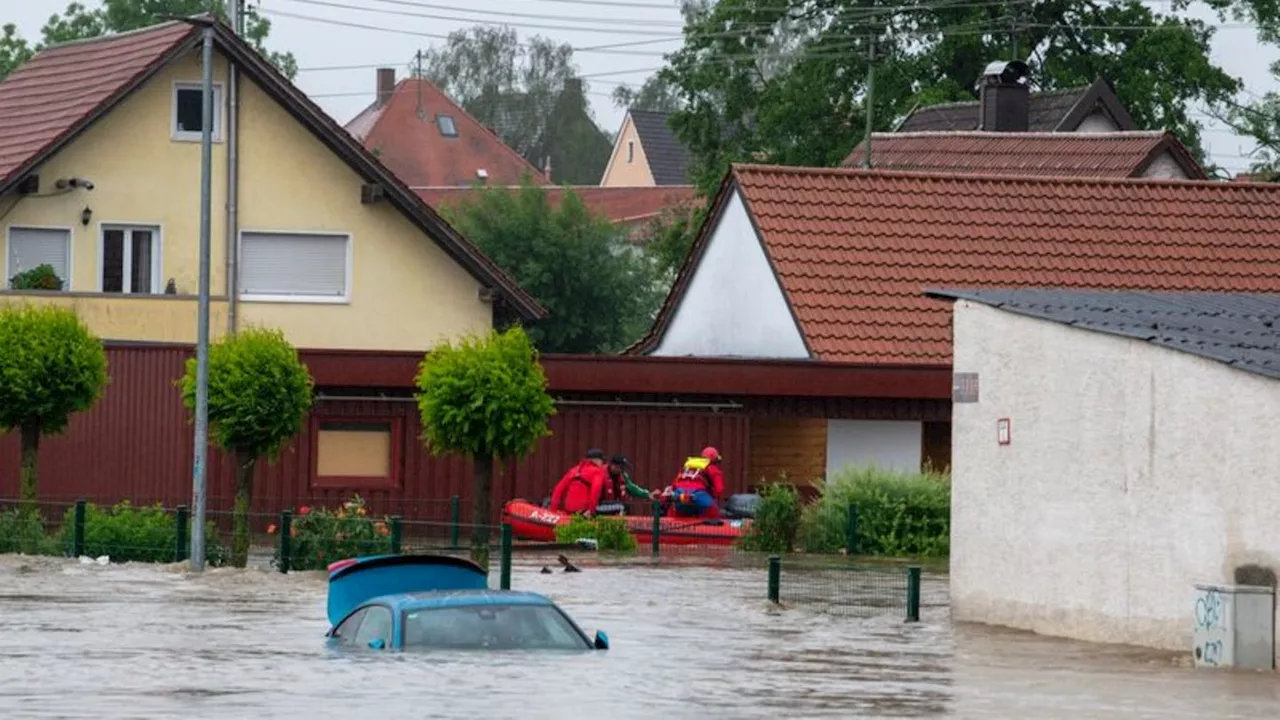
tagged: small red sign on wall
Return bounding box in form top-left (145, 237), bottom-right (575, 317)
top-left (997, 418), bottom-right (1011, 445)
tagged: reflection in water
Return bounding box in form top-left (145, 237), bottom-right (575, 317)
top-left (0, 554), bottom-right (1277, 719)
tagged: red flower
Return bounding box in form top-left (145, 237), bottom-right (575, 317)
top-left (298, 505), bottom-right (311, 516)
top-left (266, 524), bottom-right (278, 535)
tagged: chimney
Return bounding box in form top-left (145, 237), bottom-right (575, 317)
top-left (977, 60), bottom-right (1030, 132)
top-left (376, 68), bottom-right (395, 107)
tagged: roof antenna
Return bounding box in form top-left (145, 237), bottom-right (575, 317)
top-left (415, 50), bottom-right (423, 119)
top-left (864, 36), bottom-right (875, 169)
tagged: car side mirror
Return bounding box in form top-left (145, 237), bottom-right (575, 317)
top-left (594, 630), bottom-right (609, 650)
top-left (368, 638), bottom-right (386, 650)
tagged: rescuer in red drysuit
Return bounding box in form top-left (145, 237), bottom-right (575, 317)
top-left (660, 447), bottom-right (726, 518)
top-left (550, 448), bottom-right (610, 517)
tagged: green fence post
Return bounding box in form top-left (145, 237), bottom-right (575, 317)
top-left (650, 501), bottom-right (661, 558)
top-left (72, 499), bottom-right (86, 558)
top-left (499, 523), bottom-right (512, 590)
top-left (906, 566), bottom-right (922, 622)
top-left (845, 505), bottom-right (858, 556)
top-left (278, 510), bottom-right (293, 574)
top-left (768, 555), bottom-right (781, 604)
top-left (449, 495), bottom-right (460, 549)
top-left (175, 505), bottom-right (190, 563)
top-left (390, 515), bottom-right (403, 555)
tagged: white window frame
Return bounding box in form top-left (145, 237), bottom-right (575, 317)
top-left (238, 229), bottom-right (352, 304)
top-left (97, 223), bottom-right (163, 295)
top-left (4, 225), bottom-right (74, 291)
top-left (172, 81), bottom-right (225, 143)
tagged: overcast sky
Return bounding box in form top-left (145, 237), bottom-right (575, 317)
top-left (7, 0), bottom-right (1277, 174)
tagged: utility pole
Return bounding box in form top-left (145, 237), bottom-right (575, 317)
top-left (863, 37), bottom-right (875, 169)
top-left (190, 22), bottom-right (215, 571)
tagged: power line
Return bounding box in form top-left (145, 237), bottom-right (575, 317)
top-left (274, 0), bottom-right (683, 35)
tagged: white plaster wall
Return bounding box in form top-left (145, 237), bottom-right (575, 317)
top-left (950, 300), bottom-right (1280, 663)
top-left (650, 190), bottom-right (809, 358)
top-left (1074, 109), bottom-right (1121, 132)
top-left (1140, 151), bottom-right (1191, 179)
top-left (826, 420), bottom-right (923, 476)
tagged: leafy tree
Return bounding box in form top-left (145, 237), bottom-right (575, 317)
top-left (179, 327), bottom-right (313, 568)
top-left (0, 24), bottom-right (34, 81)
top-left (2, 1), bottom-right (297, 81)
top-left (0, 305), bottom-right (109, 518)
top-left (662, 0), bottom-right (1244, 195)
top-left (440, 177), bottom-right (665, 354)
top-left (419, 26), bottom-right (611, 184)
top-left (639, 199), bottom-right (708, 282)
top-left (414, 327), bottom-right (555, 567)
top-left (612, 73), bottom-right (684, 114)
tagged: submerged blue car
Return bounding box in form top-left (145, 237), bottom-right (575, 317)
top-left (325, 554), bottom-right (609, 652)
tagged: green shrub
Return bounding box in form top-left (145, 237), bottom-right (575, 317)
top-left (740, 482), bottom-right (801, 553)
top-left (54, 501), bottom-right (227, 565)
top-left (9, 264), bottom-right (64, 290)
top-left (0, 508), bottom-right (60, 555)
top-left (553, 514), bottom-right (638, 553)
top-left (798, 465), bottom-right (950, 557)
top-left (273, 495), bottom-right (394, 571)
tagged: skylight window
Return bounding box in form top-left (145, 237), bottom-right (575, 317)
top-left (436, 114), bottom-right (458, 137)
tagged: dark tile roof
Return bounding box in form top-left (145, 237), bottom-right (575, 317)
top-left (894, 78), bottom-right (1136, 133)
top-left (0, 15), bottom-right (544, 320)
top-left (628, 109), bottom-right (693, 186)
top-left (843, 130), bottom-right (1205, 179)
top-left (630, 165), bottom-right (1280, 364)
top-left (926, 290), bottom-right (1280, 380)
top-left (345, 78), bottom-right (550, 188)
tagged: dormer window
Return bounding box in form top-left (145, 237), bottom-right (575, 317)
top-left (172, 82), bottom-right (224, 143)
top-left (436, 114), bottom-right (457, 137)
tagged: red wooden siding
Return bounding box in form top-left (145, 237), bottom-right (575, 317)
top-left (0, 346), bottom-right (748, 522)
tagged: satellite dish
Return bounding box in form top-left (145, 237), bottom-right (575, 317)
top-left (981, 60), bottom-right (1030, 86)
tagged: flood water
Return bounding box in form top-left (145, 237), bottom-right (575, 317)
top-left (1, 553), bottom-right (1277, 719)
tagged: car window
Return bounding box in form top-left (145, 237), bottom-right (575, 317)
top-left (332, 608), bottom-right (368, 646)
top-left (401, 604), bottom-right (589, 651)
top-left (354, 606), bottom-right (393, 648)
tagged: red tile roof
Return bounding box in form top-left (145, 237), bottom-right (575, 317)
top-left (416, 185), bottom-right (696, 225)
top-left (0, 16), bottom-right (544, 320)
top-left (633, 165), bottom-right (1280, 364)
top-left (346, 77), bottom-right (550, 188)
top-left (0, 21), bottom-right (195, 187)
top-left (842, 130), bottom-right (1205, 179)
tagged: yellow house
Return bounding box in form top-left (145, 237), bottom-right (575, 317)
top-left (599, 109), bottom-right (694, 188)
top-left (0, 16), bottom-right (543, 350)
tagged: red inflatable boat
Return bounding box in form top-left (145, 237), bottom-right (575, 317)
top-left (502, 499), bottom-right (752, 546)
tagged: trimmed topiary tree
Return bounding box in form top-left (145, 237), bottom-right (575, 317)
top-left (0, 304), bottom-right (108, 519)
top-left (414, 326), bottom-right (555, 567)
top-left (179, 327), bottom-right (313, 568)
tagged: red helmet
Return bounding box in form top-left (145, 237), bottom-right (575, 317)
top-left (700, 446), bottom-right (720, 461)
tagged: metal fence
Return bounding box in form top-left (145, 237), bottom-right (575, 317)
top-left (767, 555), bottom-right (923, 621)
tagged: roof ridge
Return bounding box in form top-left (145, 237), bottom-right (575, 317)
top-left (871, 130), bottom-right (1167, 140)
top-left (33, 17), bottom-right (191, 53)
top-left (730, 162), bottom-right (1260, 190)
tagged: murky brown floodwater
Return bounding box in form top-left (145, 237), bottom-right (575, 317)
top-left (0, 553), bottom-right (1277, 719)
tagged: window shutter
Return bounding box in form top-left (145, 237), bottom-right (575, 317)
top-left (240, 232), bottom-right (348, 297)
top-left (7, 228), bottom-right (70, 282)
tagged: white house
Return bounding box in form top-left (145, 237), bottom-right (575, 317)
top-left (934, 288), bottom-right (1280, 665)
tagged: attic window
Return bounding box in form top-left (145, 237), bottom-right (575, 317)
top-left (436, 114), bottom-right (458, 137)
top-left (627, 140), bottom-right (635, 163)
top-left (172, 82), bottom-right (224, 143)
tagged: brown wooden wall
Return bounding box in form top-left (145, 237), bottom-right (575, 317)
top-left (747, 417), bottom-right (828, 490)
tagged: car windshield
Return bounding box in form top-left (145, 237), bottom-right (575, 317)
top-left (401, 603), bottom-right (589, 651)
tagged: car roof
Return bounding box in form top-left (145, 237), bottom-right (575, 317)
top-left (369, 589), bottom-right (557, 612)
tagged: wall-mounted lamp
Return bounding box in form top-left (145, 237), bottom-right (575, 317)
top-left (81, 206), bottom-right (92, 226)
top-left (56, 177), bottom-right (95, 191)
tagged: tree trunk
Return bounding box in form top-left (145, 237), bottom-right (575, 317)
top-left (18, 423), bottom-right (40, 522)
top-left (471, 453), bottom-right (493, 569)
top-left (232, 450), bottom-right (256, 568)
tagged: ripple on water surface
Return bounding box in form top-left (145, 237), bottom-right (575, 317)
top-left (0, 554), bottom-right (1277, 719)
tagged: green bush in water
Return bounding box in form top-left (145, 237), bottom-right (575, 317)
top-left (740, 481), bottom-right (801, 553)
top-left (54, 501), bottom-right (227, 565)
top-left (798, 465), bottom-right (950, 557)
top-left (553, 514), bottom-right (637, 553)
top-left (0, 508), bottom-right (60, 555)
top-left (273, 495), bottom-right (394, 572)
